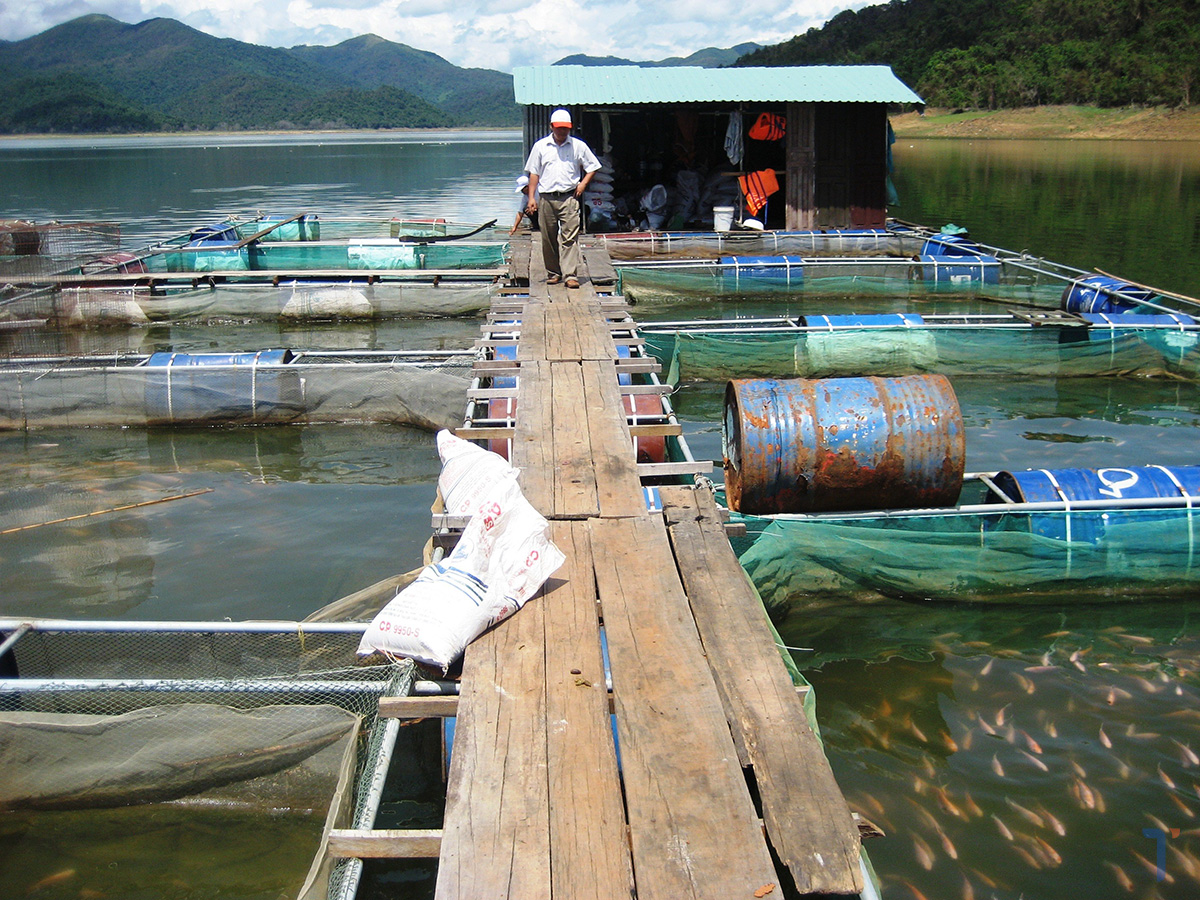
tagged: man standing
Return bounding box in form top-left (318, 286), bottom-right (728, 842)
top-left (524, 108), bottom-right (601, 289)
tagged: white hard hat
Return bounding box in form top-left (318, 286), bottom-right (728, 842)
top-left (550, 108), bottom-right (573, 127)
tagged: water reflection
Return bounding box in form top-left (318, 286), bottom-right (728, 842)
top-left (892, 139), bottom-right (1200, 303)
top-left (0, 425), bottom-right (440, 621)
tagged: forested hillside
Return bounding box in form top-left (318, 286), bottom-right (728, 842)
top-left (740, 0), bottom-right (1199, 109)
top-left (0, 15), bottom-right (491, 132)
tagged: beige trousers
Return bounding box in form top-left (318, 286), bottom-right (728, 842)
top-left (538, 191), bottom-right (582, 279)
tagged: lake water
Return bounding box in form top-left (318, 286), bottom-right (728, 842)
top-left (3, 130), bottom-right (1200, 899)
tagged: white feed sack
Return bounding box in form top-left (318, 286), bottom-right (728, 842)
top-left (357, 432), bottom-right (565, 671)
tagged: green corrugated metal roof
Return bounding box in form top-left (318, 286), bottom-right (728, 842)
top-left (513, 65), bottom-right (923, 106)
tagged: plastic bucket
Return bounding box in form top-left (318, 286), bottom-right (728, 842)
top-left (723, 374), bottom-right (965, 514)
top-left (713, 206), bottom-right (734, 231)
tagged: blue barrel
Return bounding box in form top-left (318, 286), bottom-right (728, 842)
top-left (188, 223), bottom-right (240, 244)
top-left (991, 464), bottom-right (1200, 542)
top-left (919, 254), bottom-right (1000, 285)
top-left (920, 234), bottom-right (984, 257)
top-left (719, 255), bottom-right (804, 283)
top-left (1062, 311), bottom-right (1198, 345)
top-left (1061, 275), bottom-right (1157, 314)
top-left (144, 350), bottom-right (303, 424)
top-left (804, 314), bottom-right (926, 329)
top-left (723, 374), bottom-right (965, 514)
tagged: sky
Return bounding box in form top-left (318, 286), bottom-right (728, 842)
top-left (0, 0), bottom-right (877, 73)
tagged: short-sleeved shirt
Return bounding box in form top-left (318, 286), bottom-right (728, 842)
top-left (524, 134), bottom-right (601, 193)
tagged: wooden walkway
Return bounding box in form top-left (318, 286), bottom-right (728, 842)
top-left (343, 237), bottom-right (864, 898)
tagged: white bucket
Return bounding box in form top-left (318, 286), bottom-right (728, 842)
top-left (713, 206), bottom-right (734, 231)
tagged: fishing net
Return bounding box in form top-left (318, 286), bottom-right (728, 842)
top-left (588, 228), bottom-right (924, 260)
top-left (0, 222), bottom-right (122, 280)
top-left (0, 281), bottom-right (499, 327)
top-left (146, 241), bottom-right (507, 274)
top-left (0, 352), bottom-right (473, 430)
top-left (736, 504), bottom-right (1200, 609)
top-left (644, 325), bottom-right (1200, 384)
top-left (0, 621), bottom-right (416, 900)
top-left (617, 263), bottom-right (1068, 308)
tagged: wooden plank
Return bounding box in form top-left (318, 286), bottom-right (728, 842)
top-left (581, 360), bottom-right (647, 518)
top-left (637, 460), bottom-right (714, 477)
top-left (435, 578), bottom-right (551, 900)
top-left (613, 359), bottom-right (661, 374)
top-left (550, 360), bottom-right (600, 518)
top-left (457, 422), bottom-right (678, 441)
top-left (589, 515), bottom-right (780, 899)
top-left (328, 828), bottom-right (442, 859)
top-left (510, 235), bottom-right (531, 285)
top-left (512, 360), bottom-right (554, 514)
top-left (544, 302), bottom-right (582, 361)
top-left (582, 247), bottom-right (618, 285)
top-left (543, 521), bottom-right (635, 900)
top-left (516, 302), bottom-right (548, 363)
top-left (659, 485), bottom-right (864, 896)
top-left (377, 696), bottom-right (458, 718)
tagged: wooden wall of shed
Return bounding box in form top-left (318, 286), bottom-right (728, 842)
top-left (812, 103), bottom-right (889, 228)
top-left (785, 103), bottom-right (816, 230)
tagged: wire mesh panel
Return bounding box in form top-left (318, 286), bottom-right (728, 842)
top-left (0, 620), bottom-right (416, 900)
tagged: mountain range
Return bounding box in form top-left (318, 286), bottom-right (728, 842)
top-left (0, 16), bottom-right (757, 134)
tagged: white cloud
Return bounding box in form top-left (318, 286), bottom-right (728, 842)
top-left (3, 0), bottom-right (882, 72)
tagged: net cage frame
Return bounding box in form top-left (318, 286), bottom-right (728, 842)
top-left (0, 617), bottom-right (434, 900)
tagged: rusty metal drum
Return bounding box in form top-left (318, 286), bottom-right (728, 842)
top-left (723, 374), bottom-right (965, 514)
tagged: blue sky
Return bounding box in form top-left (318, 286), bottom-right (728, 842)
top-left (2, 0), bottom-right (879, 72)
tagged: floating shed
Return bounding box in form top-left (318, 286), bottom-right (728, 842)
top-left (513, 65), bottom-right (923, 230)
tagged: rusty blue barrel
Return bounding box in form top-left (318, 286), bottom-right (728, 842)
top-left (723, 374), bottom-right (965, 514)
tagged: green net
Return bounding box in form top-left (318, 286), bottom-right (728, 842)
top-left (617, 265), bottom-right (1068, 309)
top-left (645, 325), bottom-right (1200, 384)
top-left (146, 241), bottom-right (507, 274)
top-left (737, 504), bottom-right (1200, 608)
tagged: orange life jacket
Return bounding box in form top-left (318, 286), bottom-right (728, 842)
top-left (748, 112), bottom-right (786, 141)
top-left (739, 169), bottom-right (780, 216)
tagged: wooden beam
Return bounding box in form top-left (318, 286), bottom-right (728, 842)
top-left (590, 515), bottom-right (780, 897)
top-left (660, 485), bottom-right (863, 895)
top-left (377, 695), bottom-right (459, 719)
top-left (435, 573), bottom-right (551, 898)
top-left (543, 521), bottom-right (635, 899)
top-left (328, 828), bottom-right (443, 859)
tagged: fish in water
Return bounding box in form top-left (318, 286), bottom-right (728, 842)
top-left (25, 869), bottom-right (76, 893)
top-left (1103, 860), bottom-right (1134, 892)
top-left (912, 834), bottom-right (935, 870)
top-left (1005, 797), bottom-right (1045, 829)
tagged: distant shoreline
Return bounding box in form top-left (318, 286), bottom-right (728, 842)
top-left (891, 105), bottom-right (1200, 141)
top-left (2, 107), bottom-right (1198, 142)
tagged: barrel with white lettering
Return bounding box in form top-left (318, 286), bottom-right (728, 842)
top-left (991, 464), bottom-right (1200, 542)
